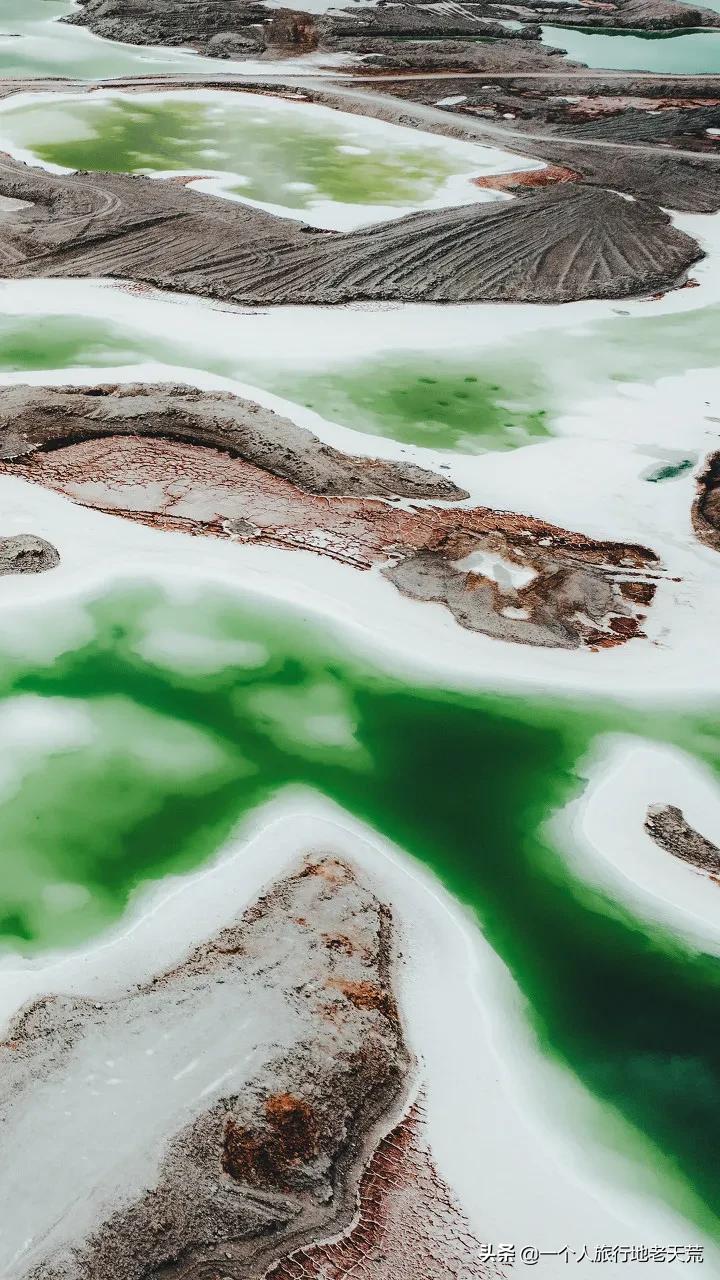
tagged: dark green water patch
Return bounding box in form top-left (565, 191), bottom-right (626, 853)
top-left (2, 583), bottom-right (720, 1231)
top-left (645, 457), bottom-right (696, 483)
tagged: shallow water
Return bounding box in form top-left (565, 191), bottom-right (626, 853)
top-left (0, 89), bottom-right (514, 228)
top-left (541, 24), bottom-right (720, 72)
top-left (0, 0), bottom-right (281, 79)
top-left (0, 302), bottom-right (717, 452)
top-left (2, 581), bottom-right (720, 1237)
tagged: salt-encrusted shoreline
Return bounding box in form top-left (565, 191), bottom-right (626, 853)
top-left (0, 789), bottom-right (713, 1278)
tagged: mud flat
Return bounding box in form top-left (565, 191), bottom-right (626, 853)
top-left (645, 802), bottom-right (720, 873)
top-left (0, 533), bottom-right (58, 573)
top-left (64, 0), bottom-right (720, 64)
top-left (692, 450), bottom-right (720, 549)
top-left (0, 380), bottom-right (465, 501)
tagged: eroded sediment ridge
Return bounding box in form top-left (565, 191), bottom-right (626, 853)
top-left (0, 382), bottom-right (661, 649)
top-left (0, 857), bottom-right (490, 1280)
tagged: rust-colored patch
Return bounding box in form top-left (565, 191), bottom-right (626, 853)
top-left (329, 978), bottom-right (393, 1019)
top-left (473, 163), bottom-right (580, 191)
top-left (265, 1093), bottom-right (321, 1160)
top-left (0, 430), bottom-right (662, 652)
top-left (222, 1093), bottom-right (320, 1187)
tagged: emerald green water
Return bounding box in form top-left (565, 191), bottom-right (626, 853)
top-left (0, 92), bottom-right (478, 216)
top-left (541, 23), bottom-right (720, 73)
top-left (0, 302), bottom-right (716, 452)
top-left (3, 581), bottom-right (720, 1234)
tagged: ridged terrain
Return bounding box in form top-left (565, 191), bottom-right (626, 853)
top-left (0, 155), bottom-right (702, 304)
top-left (0, 382), bottom-right (466, 502)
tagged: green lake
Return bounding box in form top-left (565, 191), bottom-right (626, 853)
top-left (0, 91), bottom-right (489, 221)
top-left (0, 301), bottom-right (716, 452)
top-left (2, 580), bottom-right (720, 1237)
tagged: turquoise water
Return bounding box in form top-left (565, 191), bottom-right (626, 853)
top-left (541, 23), bottom-right (720, 72)
top-left (0, 0), bottom-right (279, 79)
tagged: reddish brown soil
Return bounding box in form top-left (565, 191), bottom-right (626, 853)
top-left (473, 164), bottom-right (581, 190)
top-left (0, 432), bottom-right (662, 650)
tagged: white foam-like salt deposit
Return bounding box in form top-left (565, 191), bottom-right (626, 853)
top-left (0, 695), bottom-right (96, 803)
top-left (0, 791), bottom-right (712, 1278)
top-left (550, 736), bottom-right (720, 957)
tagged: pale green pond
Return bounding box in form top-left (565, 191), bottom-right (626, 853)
top-left (541, 23), bottom-right (720, 73)
top-left (2, 580), bottom-right (720, 1239)
top-left (0, 302), bottom-right (716, 452)
top-left (0, 90), bottom-right (492, 223)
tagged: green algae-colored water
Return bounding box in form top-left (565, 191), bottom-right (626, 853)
top-left (541, 23), bottom-right (720, 73)
top-left (0, 91), bottom-right (481, 218)
top-left (3, 581), bottom-right (720, 1235)
top-left (0, 302), bottom-right (716, 452)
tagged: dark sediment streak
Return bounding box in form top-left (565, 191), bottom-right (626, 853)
top-left (645, 804), bottom-right (720, 875)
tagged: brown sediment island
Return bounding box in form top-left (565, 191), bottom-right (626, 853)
top-left (0, 382), bottom-right (662, 649)
top-left (0, 151), bottom-right (701, 303)
top-left (0, 857), bottom-right (491, 1280)
top-left (645, 804), bottom-right (720, 875)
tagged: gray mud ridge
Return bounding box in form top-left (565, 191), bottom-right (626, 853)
top-left (0, 533), bottom-right (59, 574)
top-left (65, 0), bottom-right (720, 64)
top-left (0, 157), bottom-right (702, 303)
top-left (500, 137), bottom-right (720, 215)
top-left (0, 382), bottom-right (466, 502)
top-left (1, 858), bottom-right (412, 1280)
top-left (645, 804), bottom-right (720, 875)
top-left (692, 451), bottom-right (720, 551)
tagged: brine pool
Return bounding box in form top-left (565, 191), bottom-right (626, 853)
top-left (0, 297), bottom-right (717, 454)
top-left (0, 88), bottom-right (535, 229)
top-left (2, 578), bottom-right (720, 1242)
top-left (541, 23), bottom-right (720, 74)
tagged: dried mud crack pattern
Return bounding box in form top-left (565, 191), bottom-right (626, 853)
top-left (0, 383), bottom-right (662, 650)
